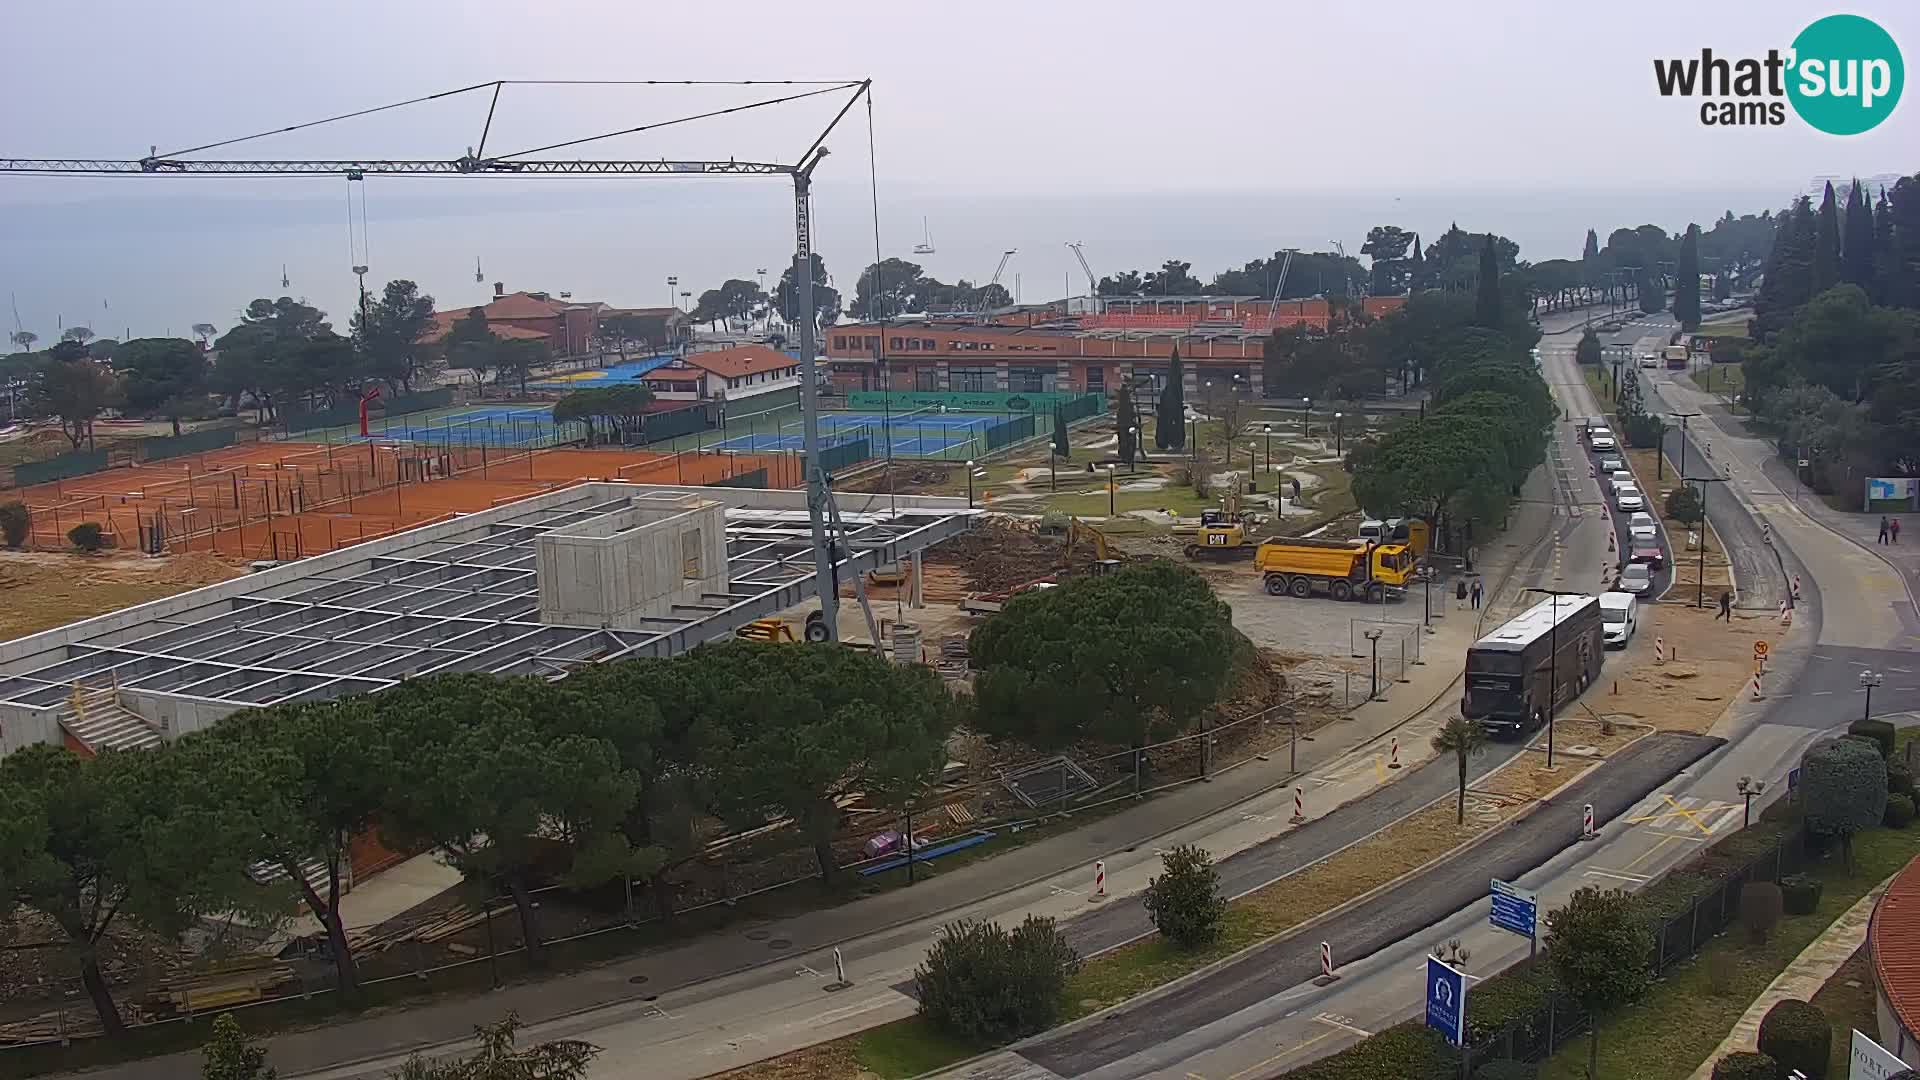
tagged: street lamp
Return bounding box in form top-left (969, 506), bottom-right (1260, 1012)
top-left (1248, 441), bottom-right (1258, 493)
top-left (1682, 475), bottom-right (1729, 609)
top-left (1301, 396), bottom-right (1312, 432)
top-left (1670, 411), bottom-right (1700, 477)
top-left (1736, 775), bottom-right (1767, 830)
top-left (1333, 411), bottom-right (1345, 455)
top-left (1105, 463), bottom-right (1116, 517)
top-left (666, 275), bottom-right (678, 310)
top-left (1364, 628), bottom-right (1383, 701)
top-left (1262, 422), bottom-right (1273, 477)
top-left (1526, 587), bottom-right (1585, 770)
top-left (965, 459), bottom-right (976, 508)
top-left (1130, 425), bottom-right (1142, 467)
top-left (1861, 670), bottom-right (1884, 721)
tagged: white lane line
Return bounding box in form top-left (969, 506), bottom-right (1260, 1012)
top-left (1586, 868), bottom-right (1653, 883)
top-left (1314, 1013), bottom-right (1373, 1038)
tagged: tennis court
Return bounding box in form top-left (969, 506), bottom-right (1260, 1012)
top-left (349, 405), bottom-right (584, 448)
top-left (712, 410), bottom-right (1001, 457)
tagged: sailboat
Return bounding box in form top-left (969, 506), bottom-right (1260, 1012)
top-left (913, 217), bottom-right (935, 255)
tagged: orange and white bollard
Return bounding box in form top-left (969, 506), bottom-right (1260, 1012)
top-left (1291, 786), bottom-right (1306, 824)
top-left (1092, 860), bottom-right (1106, 899)
top-left (1654, 636), bottom-right (1666, 663)
top-left (1388, 737), bottom-right (1402, 769)
top-left (1579, 803), bottom-right (1597, 841)
top-left (1750, 672), bottom-right (1766, 700)
top-left (1318, 941), bottom-right (1338, 983)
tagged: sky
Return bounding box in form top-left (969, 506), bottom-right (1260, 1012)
top-left (1, 0), bottom-right (1914, 340)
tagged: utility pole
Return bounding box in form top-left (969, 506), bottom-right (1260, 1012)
top-left (795, 147), bottom-right (837, 640)
top-left (1670, 411), bottom-right (1700, 477)
top-left (1682, 476), bottom-right (1728, 609)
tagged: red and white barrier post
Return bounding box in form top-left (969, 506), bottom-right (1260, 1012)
top-left (1750, 672), bottom-right (1766, 700)
top-left (1578, 803), bottom-right (1597, 842)
top-left (1291, 786), bottom-right (1306, 824)
top-left (1091, 860), bottom-right (1106, 900)
top-left (1389, 737), bottom-right (1402, 769)
top-left (1654, 636), bottom-right (1666, 663)
top-left (1316, 940), bottom-right (1340, 984)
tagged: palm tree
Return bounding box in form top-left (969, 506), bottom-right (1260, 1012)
top-left (1431, 716), bottom-right (1489, 825)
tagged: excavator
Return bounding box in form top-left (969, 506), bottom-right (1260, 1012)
top-left (1065, 516), bottom-right (1115, 564)
top-left (1184, 493), bottom-right (1264, 561)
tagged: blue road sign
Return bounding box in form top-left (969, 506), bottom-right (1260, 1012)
top-left (1490, 878), bottom-right (1539, 941)
top-left (1426, 955), bottom-right (1467, 1047)
top-left (1788, 766), bottom-right (1802, 793)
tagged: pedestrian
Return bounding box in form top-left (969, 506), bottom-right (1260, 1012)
top-left (1455, 577), bottom-right (1468, 611)
top-left (1716, 590), bottom-right (1732, 621)
top-left (1291, 476), bottom-right (1302, 501)
top-left (1879, 516), bottom-right (1891, 544)
top-left (1470, 578), bottom-right (1484, 610)
top-left (1894, 518), bottom-right (1903, 545)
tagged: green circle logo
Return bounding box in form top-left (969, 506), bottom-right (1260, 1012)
top-left (1788, 14), bottom-right (1904, 135)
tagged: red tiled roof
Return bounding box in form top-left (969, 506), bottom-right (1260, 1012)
top-left (676, 345), bottom-right (797, 379)
top-left (1872, 854), bottom-right (1920, 1043)
top-left (420, 310), bottom-right (554, 345)
top-left (482, 292), bottom-right (567, 320)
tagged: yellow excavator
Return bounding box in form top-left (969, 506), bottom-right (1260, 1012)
top-left (1185, 493), bottom-right (1262, 561)
top-left (1065, 516), bottom-right (1114, 563)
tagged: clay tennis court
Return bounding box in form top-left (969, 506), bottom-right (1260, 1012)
top-left (13, 441), bottom-right (803, 560)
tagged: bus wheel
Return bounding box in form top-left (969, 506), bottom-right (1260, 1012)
top-left (1330, 580), bottom-right (1353, 602)
top-left (1290, 577), bottom-right (1313, 599)
top-left (1265, 574), bottom-right (1289, 596)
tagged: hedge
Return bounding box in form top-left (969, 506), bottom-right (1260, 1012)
top-left (1283, 1022), bottom-right (1456, 1080)
top-left (1757, 999), bottom-right (1830, 1080)
top-left (1850, 717), bottom-right (1897, 760)
top-left (1711, 1051), bottom-right (1781, 1080)
top-left (1780, 874), bottom-right (1822, 916)
top-left (1886, 793), bottom-right (1915, 829)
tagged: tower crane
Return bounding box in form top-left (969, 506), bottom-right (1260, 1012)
top-left (1066, 241), bottom-right (1097, 304)
top-left (984, 249), bottom-right (1016, 314)
top-left (0, 78), bottom-right (876, 644)
top-left (1266, 248), bottom-right (1297, 329)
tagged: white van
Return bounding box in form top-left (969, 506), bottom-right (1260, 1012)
top-left (1599, 591), bottom-right (1638, 648)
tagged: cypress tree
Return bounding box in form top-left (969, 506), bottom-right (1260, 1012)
top-left (1473, 234), bottom-right (1502, 327)
top-left (1155, 346), bottom-right (1186, 450)
top-left (1873, 187), bottom-right (1898, 306)
top-left (1116, 383), bottom-right (1137, 464)
top-left (1842, 179), bottom-right (1876, 291)
top-left (1407, 233), bottom-right (1424, 293)
top-left (1052, 407), bottom-right (1070, 460)
top-left (1673, 224), bottom-right (1702, 330)
top-left (1812, 181), bottom-right (1841, 296)
top-left (1754, 197), bottom-right (1817, 341)
top-left (1886, 178), bottom-right (1920, 309)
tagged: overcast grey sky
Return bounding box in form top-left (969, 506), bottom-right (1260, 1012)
top-left (2, 0), bottom-right (1914, 338)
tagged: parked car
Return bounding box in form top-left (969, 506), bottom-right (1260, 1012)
top-left (1616, 486), bottom-right (1645, 512)
top-left (1618, 562), bottom-right (1654, 594)
top-left (1630, 545), bottom-right (1665, 570)
top-left (1629, 512), bottom-right (1658, 543)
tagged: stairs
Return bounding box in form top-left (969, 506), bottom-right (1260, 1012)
top-left (248, 856), bottom-right (340, 897)
top-left (58, 679), bottom-right (163, 754)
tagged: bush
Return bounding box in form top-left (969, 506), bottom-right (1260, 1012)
top-left (1142, 844), bottom-right (1227, 949)
top-left (0, 500), bottom-right (28, 548)
top-left (1886, 793), bottom-right (1915, 829)
top-left (1711, 1051), bottom-right (1782, 1080)
top-left (67, 521), bottom-right (106, 552)
top-left (1286, 1022), bottom-right (1455, 1080)
top-left (1664, 484), bottom-right (1705, 525)
top-left (1850, 718), bottom-right (1897, 759)
top-left (1801, 737), bottom-right (1889, 869)
top-left (1888, 758), bottom-right (1915, 799)
top-left (1757, 998), bottom-right (1830, 1080)
top-left (913, 916), bottom-right (1080, 1042)
top-left (1739, 881), bottom-right (1784, 944)
top-left (1473, 1061), bottom-right (1537, 1080)
top-left (1780, 874), bottom-right (1823, 915)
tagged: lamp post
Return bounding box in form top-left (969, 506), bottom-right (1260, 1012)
top-left (1262, 423), bottom-right (1273, 479)
top-left (1422, 565), bottom-right (1434, 629)
top-left (1736, 775), bottom-right (1766, 829)
top-left (666, 275), bottom-right (678, 310)
top-left (966, 459), bottom-right (976, 509)
top-left (1861, 670), bottom-right (1884, 721)
top-left (1682, 475), bottom-right (1728, 609)
top-left (1333, 411), bottom-right (1344, 455)
top-left (1248, 441), bottom-right (1258, 492)
top-left (1130, 425), bottom-right (1142, 467)
top-left (1364, 628), bottom-right (1383, 701)
top-left (1526, 587), bottom-right (1585, 770)
top-left (1301, 396), bottom-right (1312, 433)
top-left (1105, 463), bottom-right (1116, 517)
top-left (1671, 410), bottom-right (1700, 477)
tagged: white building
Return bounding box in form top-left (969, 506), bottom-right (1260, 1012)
top-left (641, 345), bottom-right (802, 403)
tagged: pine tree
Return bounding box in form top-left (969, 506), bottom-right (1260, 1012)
top-left (1582, 228), bottom-right (1601, 302)
top-left (1842, 178), bottom-right (1876, 291)
top-left (1407, 233), bottom-right (1425, 292)
top-left (1155, 347), bottom-right (1186, 450)
top-left (1474, 234), bottom-right (1502, 327)
top-left (1887, 177), bottom-right (1920, 309)
top-left (1673, 224), bottom-right (1702, 330)
top-left (1812, 181), bottom-right (1841, 296)
top-left (1873, 187), bottom-right (1898, 306)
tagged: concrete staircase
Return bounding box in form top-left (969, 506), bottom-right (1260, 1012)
top-left (58, 679), bottom-right (163, 754)
top-left (248, 856), bottom-right (341, 898)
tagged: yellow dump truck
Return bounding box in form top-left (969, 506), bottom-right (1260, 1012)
top-left (1254, 537), bottom-right (1418, 603)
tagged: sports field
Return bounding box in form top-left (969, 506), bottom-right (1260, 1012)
top-left (711, 410), bottom-right (1000, 457)
top-left (291, 404), bottom-right (583, 449)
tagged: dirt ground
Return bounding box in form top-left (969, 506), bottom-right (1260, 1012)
top-left (1624, 447), bottom-right (1732, 592)
top-left (711, 1040), bottom-right (868, 1080)
top-left (0, 550), bottom-right (247, 642)
top-left (1588, 602), bottom-right (1769, 734)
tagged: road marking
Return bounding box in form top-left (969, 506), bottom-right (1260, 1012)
top-left (1224, 1030), bottom-right (1341, 1080)
top-left (1622, 834), bottom-right (1681, 872)
top-left (1314, 1012), bottom-right (1373, 1037)
top-left (1049, 884), bottom-right (1085, 897)
top-left (1813, 691), bottom-right (1834, 696)
top-left (1585, 867), bottom-right (1652, 883)
top-left (796, 965), bottom-right (822, 979)
top-left (1891, 667), bottom-right (1914, 674)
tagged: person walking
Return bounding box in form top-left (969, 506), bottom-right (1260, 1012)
top-left (1470, 578), bottom-right (1484, 610)
top-left (1879, 516), bottom-right (1891, 544)
top-left (1455, 577), bottom-right (1468, 611)
top-left (1716, 589), bottom-right (1733, 620)
top-left (1893, 517), bottom-right (1903, 545)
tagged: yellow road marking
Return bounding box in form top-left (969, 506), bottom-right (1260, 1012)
top-left (1622, 834), bottom-right (1679, 872)
top-left (1225, 1029), bottom-right (1341, 1080)
top-left (1661, 793), bottom-right (1721, 835)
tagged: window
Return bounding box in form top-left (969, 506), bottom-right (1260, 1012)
top-left (833, 335), bottom-right (846, 350)
top-left (950, 366), bottom-right (996, 392)
top-left (889, 336), bottom-right (903, 350)
top-left (682, 529), bottom-right (702, 578)
top-left (922, 338), bottom-right (936, 350)
top-left (1008, 366), bottom-right (1054, 393)
top-left (1086, 366), bottom-right (1105, 392)
top-left (907, 338), bottom-right (920, 350)
top-left (915, 366), bottom-right (939, 391)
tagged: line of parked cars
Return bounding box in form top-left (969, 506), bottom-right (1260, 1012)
top-left (1583, 422), bottom-right (1672, 647)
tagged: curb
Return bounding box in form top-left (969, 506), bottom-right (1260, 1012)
top-left (919, 730), bottom-right (1648, 1080)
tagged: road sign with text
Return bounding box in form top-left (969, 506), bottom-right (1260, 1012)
top-left (1426, 956), bottom-right (1467, 1047)
top-left (1490, 878), bottom-right (1539, 942)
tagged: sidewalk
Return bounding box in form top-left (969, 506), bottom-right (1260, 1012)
top-left (1685, 873), bottom-right (1896, 1080)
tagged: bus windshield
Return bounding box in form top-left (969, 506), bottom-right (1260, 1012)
top-left (1466, 649), bottom-right (1526, 675)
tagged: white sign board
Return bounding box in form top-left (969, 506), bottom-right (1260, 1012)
top-left (1850, 1028), bottom-right (1908, 1080)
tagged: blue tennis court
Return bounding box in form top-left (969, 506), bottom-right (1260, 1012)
top-left (354, 406), bottom-right (580, 448)
top-left (710, 411), bottom-right (999, 457)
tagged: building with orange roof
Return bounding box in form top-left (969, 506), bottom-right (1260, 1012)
top-left (642, 345), bottom-right (801, 404)
top-left (419, 283), bottom-right (597, 356)
top-left (1869, 853), bottom-right (1920, 1067)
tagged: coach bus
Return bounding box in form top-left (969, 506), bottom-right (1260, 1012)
top-left (1462, 594), bottom-right (1605, 737)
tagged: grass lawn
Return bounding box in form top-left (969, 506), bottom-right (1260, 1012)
top-left (1807, 945), bottom-right (1877, 1080)
top-left (856, 1018), bottom-right (989, 1078)
top-left (1538, 822), bottom-right (1920, 1080)
top-left (1584, 367), bottom-right (1618, 410)
top-left (1697, 362), bottom-right (1745, 407)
